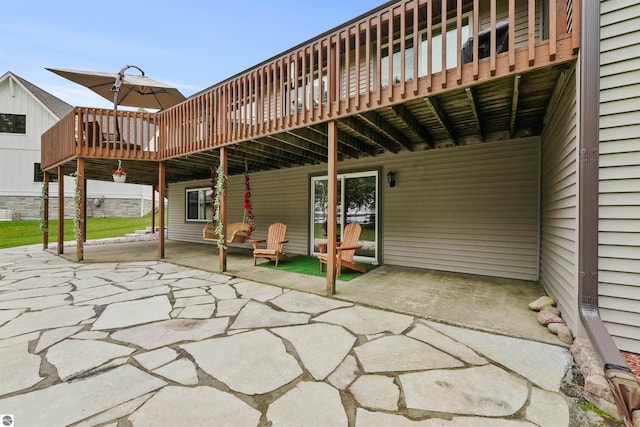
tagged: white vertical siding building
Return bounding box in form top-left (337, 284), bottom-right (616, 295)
top-left (0, 71), bottom-right (153, 220)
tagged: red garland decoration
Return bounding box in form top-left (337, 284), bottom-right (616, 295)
top-left (244, 173), bottom-right (255, 238)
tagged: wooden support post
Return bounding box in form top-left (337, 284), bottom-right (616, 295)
top-left (151, 185), bottom-right (156, 233)
top-left (158, 162), bottom-right (166, 259)
top-left (57, 165), bottom-right (64, 255)
top-left (219, 146), bottom-right (228, 272)
top-left (76, 158), bottom-right (85, 262)
top-left (326, 120), bottom-right (338, 296)
top-left (43, 172), bottom-right (49, 250)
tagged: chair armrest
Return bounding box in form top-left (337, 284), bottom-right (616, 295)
top-left (250, 239), bottom-right (266, 249)
top-left (336, 245), bottom-right (363, 252)
top-left (276, 240), bottom-right (289, 250)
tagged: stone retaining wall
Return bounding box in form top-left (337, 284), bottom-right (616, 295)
top-left (0, 196), bottom-right (153, 220)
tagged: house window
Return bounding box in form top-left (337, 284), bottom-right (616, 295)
top-left (185, 187), bottom-right (212, 222)
top-left (0, 113), bottom-right (26, 134)
top-left (34, 163), bottom-right (44, 183)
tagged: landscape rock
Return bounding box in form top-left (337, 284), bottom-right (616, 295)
top-left (529, 296), bottom-right (556, 311)
top-left (585, 374), bottom-right (615, 403)
top-left (541, 305), bottom-right (561, 316)
top-left (547, 323), bottom-right (563, 335)
top-left (556, 325), bottom-right (574, 345)
top-left (537, 310), bottom-right (564, 326)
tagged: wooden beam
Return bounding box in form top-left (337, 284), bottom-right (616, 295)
top-left (465, 87), bottom-right (484, 142)
top-left (391, 104), bottom-right (434, 149)
top-left (296, 126), bottom-right (369, 158)
top-left (151, 185), bottom-right (156, 233)
top-left (228, 143), bottom-right (294, 170)
top-left (341, 116), bottom-right (400, 154)
top-left (263, 134), bottom-right (328, 163)
top-left (509, 75), bottom-right (522, 138)
top-left (356, 112), bottom-right (411, 151)
top-left (326, 120), bottom-right (338, 296)
top-left (424, 97), bottom-right (456, 145)
top-left (333, 130), bottom-right (377, 157)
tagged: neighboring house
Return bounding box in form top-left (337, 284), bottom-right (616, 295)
top-left (39, 0), bottom-right (640, 416)
top-left (0, 71), bottom-right (154, 220)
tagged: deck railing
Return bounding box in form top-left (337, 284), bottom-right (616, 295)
top-left (159, 0), bottom-right (579, 157)
top-left (41, 107), bottom-right (160, 170)
top-left (42, 0), bottom-right (579, 171)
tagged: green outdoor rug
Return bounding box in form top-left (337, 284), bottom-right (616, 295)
top-left (258, 255), bottom-right (377, 281)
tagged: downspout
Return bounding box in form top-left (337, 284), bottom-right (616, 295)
top-left (578, 0), bottom-right (640, 424)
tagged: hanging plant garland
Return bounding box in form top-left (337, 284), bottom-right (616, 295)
top-left (212, 165), bottom-right (227, 249)
top-left (40, 180), bottom-right (49, 235)
top-left (244, 172), bottom-right (255, 239)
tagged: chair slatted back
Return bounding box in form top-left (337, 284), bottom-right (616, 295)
top-left (340, 223), bottom-right (362, 262)
top-left (266, 223), bottom-right (287, 250)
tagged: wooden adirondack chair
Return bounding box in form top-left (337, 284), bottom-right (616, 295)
top-left (318, 222), bottom-right (366, 278)
top-left (251, 223), bottom-right (289, 267)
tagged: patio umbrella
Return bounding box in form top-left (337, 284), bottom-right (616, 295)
top-left (46, 66), bottom-right (186, 110)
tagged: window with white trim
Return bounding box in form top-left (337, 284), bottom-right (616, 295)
top-left (185, 187), bottom-right (212, 222)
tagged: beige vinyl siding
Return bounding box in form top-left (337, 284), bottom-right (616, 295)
top-left (598, 0), bottom-right (640, 353)
top-left (168, 168), bottom-right (311, 255)
top-left (382, 137), bottom-right (540, 280)
top-left (169, 137), bottom-right (539, 280)
top-left (539, 66), bottom-right (578, 331)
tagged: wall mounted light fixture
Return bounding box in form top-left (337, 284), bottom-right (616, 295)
top-left (387, 171), bottom-right (397, 188)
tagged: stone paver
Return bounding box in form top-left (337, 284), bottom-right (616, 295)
top-left (0, 245), bottom-right (585, 426)
top-left (314, 305), bottom-right (414, 335)
top-left (230, 300), bottom-right (310, 329)
top-left (427, 321), bottom-right (573, 391)
top-left (129, 386), bottom-right (261, 426)
top-left (134, 347), bottom-right (178, 370)
top-left (34, 325), bottom-right (84, 352)
top-left (267, 381), bottom-right (348, 426)
top-left (0, 342), bottom-right (43, 396)
top-left (355, 335), bottom-right (463, 372)
top-left (92, 295), bottom-right (172, 330)
top-left (111, 318), bottom-right (229, 350)
top-left (272, 323), bottom-right (355, 380)
top-left (0, 365), bottom-right (165, 427)
top-left (46, 338), bottom-right (135, 380)
top-left (0, 305), bottom-right (95, 339)
top-left (350, 374), bottom-right (399, 411)
top-left (153, 358), bottom-right (199, 385)
top-left (182, 329), bottom-right (303, 395)
top-left (400, 365), bottom-right (529, 416)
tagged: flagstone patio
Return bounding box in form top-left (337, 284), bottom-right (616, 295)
top-left (0, 243), bottom-right (607, 426)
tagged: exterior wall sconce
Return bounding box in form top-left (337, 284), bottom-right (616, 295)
top-left (387, 171), bottom-right (397, 188)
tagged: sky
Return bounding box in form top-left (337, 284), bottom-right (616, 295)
top-left (3, 0), bottom-right (386, 109)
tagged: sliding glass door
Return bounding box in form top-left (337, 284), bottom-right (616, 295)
top-left (310, 171), bottom-right (378, 263)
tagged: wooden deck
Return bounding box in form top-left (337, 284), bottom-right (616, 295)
top-left (42, 0), bottom-right (579, 184)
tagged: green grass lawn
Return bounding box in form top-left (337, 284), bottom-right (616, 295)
top-left (0, 214), bottom-right (159, 249)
